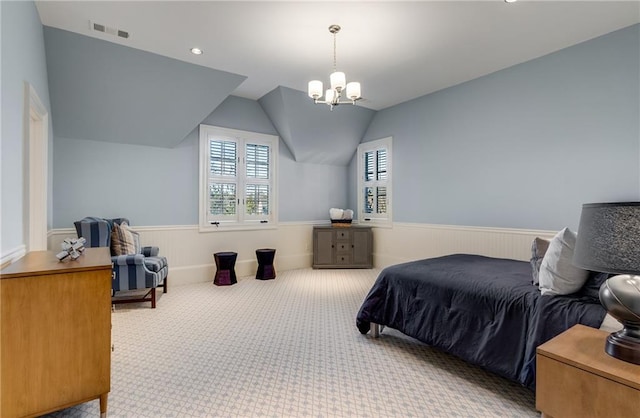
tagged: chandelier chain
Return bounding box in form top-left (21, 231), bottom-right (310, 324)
top-left (333, 31), bottom-right (337, 71)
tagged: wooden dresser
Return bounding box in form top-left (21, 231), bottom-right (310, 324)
top-left (536, 324), bottom-right (640, 418)
top-left (312, 226), bottom-right (373, 269)
top-left (0, 248), bottom-right (112, 418)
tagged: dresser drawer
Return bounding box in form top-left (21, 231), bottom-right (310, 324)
top-left (335, 230), bottom-right (351, 241)
top-left (335, 254), bottom-right (352, 265)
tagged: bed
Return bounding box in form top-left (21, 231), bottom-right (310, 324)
top-left (355, 254), bottom-right (607, 389)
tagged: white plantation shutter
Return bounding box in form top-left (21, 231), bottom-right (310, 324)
top-left (209, 140), bottom-right (237, 177)
top-left (358, 137), bottom-right (392, 225)
top-left (244, 143), bottom-right (271, 220)
top-left (207, 138), bottom-right (239, 222)
top-left (200, 125), bottom-right (278, 229)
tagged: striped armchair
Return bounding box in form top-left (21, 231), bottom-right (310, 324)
top-left (74, 217), bottom-right (168, 308)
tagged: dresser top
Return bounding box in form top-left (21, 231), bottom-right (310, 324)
top-left (0, 247), bottom-right (112, 279)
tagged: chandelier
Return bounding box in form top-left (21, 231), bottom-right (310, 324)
top-left (308, 25), bottom-right (361, 110)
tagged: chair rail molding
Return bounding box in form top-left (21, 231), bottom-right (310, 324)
top-left (1, 245), bottom-right (27, 269)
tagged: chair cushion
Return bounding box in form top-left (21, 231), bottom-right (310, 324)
top-left (144, 256), bottom-right (167, 272)
top-left (111, 222), bottom-right (138, 255)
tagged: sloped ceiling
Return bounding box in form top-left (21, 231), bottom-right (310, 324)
top-left (43, 26), bottom-right (246, 148)
top-left (259, 87), bottom-right (375, 165)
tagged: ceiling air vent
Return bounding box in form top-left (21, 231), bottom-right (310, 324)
top-left (89, 21), bottom-right (129, 39)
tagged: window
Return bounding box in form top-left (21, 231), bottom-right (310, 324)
top-left (357, 137), bottom-right (392, 226)
top-left (199, 125), bottom-right (278, 230)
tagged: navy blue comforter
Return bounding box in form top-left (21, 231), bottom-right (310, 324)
top-left (355, 254), bottom-right (606, 389)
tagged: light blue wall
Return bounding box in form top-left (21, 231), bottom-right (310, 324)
top-left (1, 1), bottom-right (52, 254)
top-left (355, 24), bottom-right (640, 231)
top-left (53, 135), bottom-right (198, 227)
top-left (53, 95), bottom-right (348, 227)
top-left (278, 145), bottom-right (348, 222)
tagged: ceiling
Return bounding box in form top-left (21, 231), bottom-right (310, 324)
top-left (36, 1), bottom-right (640, 111)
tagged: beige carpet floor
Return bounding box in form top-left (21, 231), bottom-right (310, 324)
top-left (48, 268), bottom-right (536, 417)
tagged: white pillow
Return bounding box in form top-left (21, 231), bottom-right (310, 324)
top-left (538, 227), bottom-right (589, 295)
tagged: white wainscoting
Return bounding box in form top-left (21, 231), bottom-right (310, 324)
top-left (48, 222), bottom-right (557, 286)
top-left (48, 222), bottom-right (320, 286)
top-left (372, 222), bottom-right (556, 269)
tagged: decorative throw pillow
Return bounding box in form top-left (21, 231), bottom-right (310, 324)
top-left (530, 237), bottom-right (550, 285)
top-left (538, 227), bottom-right (589, 295)
top-left (111, 222), bottom-right (138, 256)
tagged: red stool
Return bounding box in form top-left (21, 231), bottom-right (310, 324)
top-left (255, 249), bottom-right (276, 280)
top-left (214, 252), bottom-right (237, 286)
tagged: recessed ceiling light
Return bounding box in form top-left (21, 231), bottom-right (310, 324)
top-left (190, 47), bottom-right (203, 55)
top-left (504, 0), bottom-right (517, 3)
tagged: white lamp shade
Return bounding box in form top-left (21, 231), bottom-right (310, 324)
top-left (330, 71), bottom-right (346, 91)
top-left (308, 80), bottom-right (323, 99)
top-left (325, 89), bottom-right (335, 103)
top-left (346, 82), bottom-right (361, 100)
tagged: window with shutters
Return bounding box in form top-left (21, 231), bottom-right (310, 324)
top-left (199, 125), bottom-right (278, 231)
top-left (357, 137), bottom-right (392, 226)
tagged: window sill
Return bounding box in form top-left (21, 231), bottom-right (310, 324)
top-left (357, 219), bottom-right (393, 229)
top-left (198, 223), bottom-right (278, 233)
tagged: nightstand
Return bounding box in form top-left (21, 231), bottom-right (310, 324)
top-left (536, 324), bottom-right (640, 418)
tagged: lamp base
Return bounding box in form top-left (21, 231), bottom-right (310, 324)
top-left (599, 274), bottom-right (640, 365)
top-left (605, 329), bottom-right (640, 365)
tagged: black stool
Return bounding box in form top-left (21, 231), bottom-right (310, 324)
top-left (255, 249), bottom-right (276, 280)
top-left (214, 252), bottom-right (237, 286)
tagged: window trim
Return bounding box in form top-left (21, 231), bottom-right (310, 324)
top-left (357, 136), bottom-right (392, 227)
top-left (199, 124), bottom-right (279, 232)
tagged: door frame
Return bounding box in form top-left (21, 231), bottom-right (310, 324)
top-left (23, 82), bottom-right (49, 251)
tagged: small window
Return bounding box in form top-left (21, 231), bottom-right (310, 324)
top-left (199, 125), bottom-right (278, 230)
top-left (357, 137), bottom-right (392, 226)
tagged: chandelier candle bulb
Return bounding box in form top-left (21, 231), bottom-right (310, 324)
top-left (308, 80), bottom-right (323, 99)
top-left (325, 88), bottom-right (335, 103)
top-left (330, 71), bottom-right (346, 91)
top-left (347, 82), bottom-right (361, 100)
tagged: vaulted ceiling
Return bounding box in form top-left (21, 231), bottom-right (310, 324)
top-left (36, 1), bottom-right (640, 110)
top-left (36, 1), bottom-right (640, 163)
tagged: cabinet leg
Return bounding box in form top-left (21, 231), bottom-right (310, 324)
top-left (100, 392), bottom-right (108, 417)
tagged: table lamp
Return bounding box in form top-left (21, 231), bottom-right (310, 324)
top-left (573, 202), bottom-right (640, 365)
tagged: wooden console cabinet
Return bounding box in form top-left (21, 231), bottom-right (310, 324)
top-left (313, 226), bottom-right (373, 268)
top-left (536, 324), bottom-right (640, 418)
top-left (0, 248), bottom-right (112, 418)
